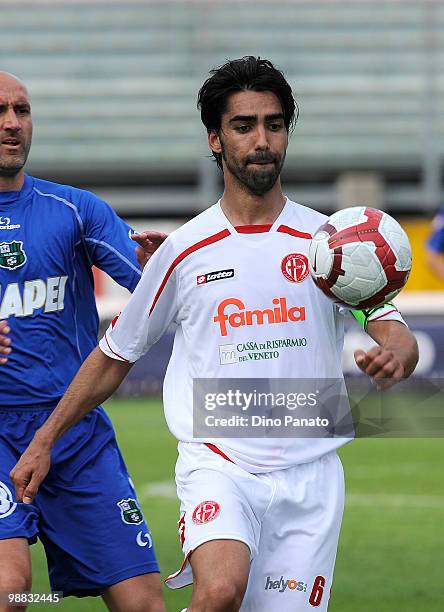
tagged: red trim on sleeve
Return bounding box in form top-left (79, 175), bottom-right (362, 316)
top-left (205, 443), bottom-right (235, 464)
top-left (277, 224), bottom-right (312, 239)
top-left (104, 331), bottom-right (130, 363)
top-left (235, 224), bottom-right (272, 234)
top-left (149, 229), bottom-right (231, 315)
top-left (368, 308), bottom-right (398, 322)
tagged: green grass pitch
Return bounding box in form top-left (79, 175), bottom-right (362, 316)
top-left (29, 397), bottom-right (444, 611)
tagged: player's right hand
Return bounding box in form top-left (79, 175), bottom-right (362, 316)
top-left (10, 437), bottom-right (51, 504)
top-left (0, 319), bottom-right (12, 364)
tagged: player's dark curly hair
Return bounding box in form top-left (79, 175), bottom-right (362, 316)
top-left (197, 56), bottom-right (298, 170)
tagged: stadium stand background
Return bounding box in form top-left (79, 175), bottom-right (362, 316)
top-left (2, 0), bottom-right (443, 380)
top-left (3, 0), bottom-right (444, 211)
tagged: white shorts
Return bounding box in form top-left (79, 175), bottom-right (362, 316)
top-left (166, 442), bottom-right (345, 611)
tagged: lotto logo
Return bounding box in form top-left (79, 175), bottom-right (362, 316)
top-left (192, 501), bottom-right (220, 524)
top-left (197, 269), bottom-right (234, 285)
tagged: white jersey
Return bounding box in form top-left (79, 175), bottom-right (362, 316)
top-left (100, 198), bottom-right (404, 472)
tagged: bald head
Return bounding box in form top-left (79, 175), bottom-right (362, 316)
top-left (0, 71), bottom-right (32, 186)
top-left (0, 72), bottom-right (28, 95)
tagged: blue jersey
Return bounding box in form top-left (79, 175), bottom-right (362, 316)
top-left (427, 205), bottom-right (444, 253)
top-left (0, 174), bottom-right (141, 408)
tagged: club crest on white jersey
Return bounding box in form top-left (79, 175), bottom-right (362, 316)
top-left (192, 501), bottom-right (220, 524)
top-left (281, 253), bottom-right (310, 283)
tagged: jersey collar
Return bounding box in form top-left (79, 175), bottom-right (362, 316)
top-left (0, 174), bottom-right (34, 208)
top-left (217, 197), bottom-right (292, 234)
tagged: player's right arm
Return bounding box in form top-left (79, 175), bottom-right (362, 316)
top-left (10, 348), bottom-right (131, 503)
top-left (10, 236), bottom-right (180, 502)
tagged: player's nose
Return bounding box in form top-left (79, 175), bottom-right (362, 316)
top-left (254, 125), bottom-right (270, 150)
top-left (3, 107), bottom-right (21, 131)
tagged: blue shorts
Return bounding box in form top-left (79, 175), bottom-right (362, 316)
top-left (0, 405), bottom-right (159, 596)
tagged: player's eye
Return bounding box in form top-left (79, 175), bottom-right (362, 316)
top-left (235, 125), bottom-right (251, 133)
top-left (16, 107), bottom-right (30, 115)
top-left (269, 122), bottom-right (283, 131)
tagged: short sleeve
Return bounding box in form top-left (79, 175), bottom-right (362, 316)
top-left (99, 236), bottom-right (180, 363)
top-left (80, 193), bottom-right (141, 292)
top-left (348, 303), bottom-right (407, 331)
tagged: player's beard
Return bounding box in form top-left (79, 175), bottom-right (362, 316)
top-left (0, 141), bottom-right (31, 178)
top-left (221, 143), bottom-right (286, 196)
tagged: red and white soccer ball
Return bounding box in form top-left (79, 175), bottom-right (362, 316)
top-left (308, 207), bottom-right (412, 309)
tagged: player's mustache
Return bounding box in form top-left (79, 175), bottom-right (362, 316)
top-left (246, 152), bottom-right (277, 164)
top-left (1, 132), bottom-right (22, 144)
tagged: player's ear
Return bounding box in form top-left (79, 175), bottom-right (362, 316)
top-left (208, 129), bottom-right (222, 155)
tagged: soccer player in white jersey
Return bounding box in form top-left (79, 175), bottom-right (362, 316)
top-left (11, 57), bottom-right (418, 611)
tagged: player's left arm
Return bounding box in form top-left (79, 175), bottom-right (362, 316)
top-left (11, 236), bottom-right (180, 503)
top-left (354, 320), bottom-right (419, 389)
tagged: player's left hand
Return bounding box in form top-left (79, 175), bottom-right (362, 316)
top-left (0, 320), bottom-right (12, 365)
top-left (354, 346), bottom-right (404, 390)
top-left (131, 231), bottom-right (168, 270)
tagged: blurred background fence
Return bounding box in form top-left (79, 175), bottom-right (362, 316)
top-left (2, 0), bottom-right (443, 381)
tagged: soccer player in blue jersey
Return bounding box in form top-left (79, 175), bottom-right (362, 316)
top-left (426, 205), bottom-right (444, 280)
top-left (0, 72), bottom-right (165, 611)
